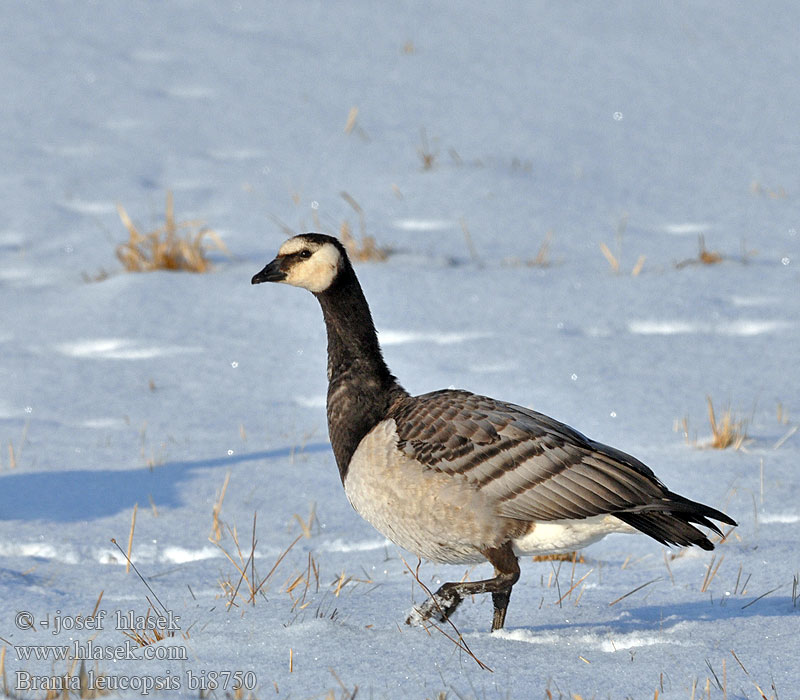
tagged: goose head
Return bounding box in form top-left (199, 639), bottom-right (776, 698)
top-left (252, 233), bottom-right (346, 293)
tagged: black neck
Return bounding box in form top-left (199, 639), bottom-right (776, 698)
top-left (315, 264), bottom-right (408, 482)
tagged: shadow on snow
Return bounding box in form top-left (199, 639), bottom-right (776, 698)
top-left (0, 443), bottom-right (332, 522)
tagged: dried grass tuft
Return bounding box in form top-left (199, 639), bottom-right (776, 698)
top-left (330, 568), bottom-right (373, 598)
top-left (212, 513), bottom-right (302, 610)
top-left (680, 397), bottom-right (750, 450)
top-left (675, 235), bottom-right (724, 269)
top-left (120, 608), bottom-right (177, 647)
top-left (504, 231), bottom-right (554, 268)
top-left (338, 191), bottom-right (390, 261)
top-left (533, 552), bottom-right (584, 563)
top-left (706, 396), bottom-right (749, 450)
top-left (750, 180), bottom-right (787, 199)
top-left (283, 552), bottom-right (320, 612)
top-left (293, 502), bottom-right (319, 539)
top-left (116, 192), bottom-right (228, 273)
top-left (340, 222), bottom-right (389, 262)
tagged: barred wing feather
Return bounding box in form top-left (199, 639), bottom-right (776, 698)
top-left (390, 390), bottom-right (708, 525)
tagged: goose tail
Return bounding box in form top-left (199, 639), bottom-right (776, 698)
top-left (613, 492), bottom-right (736, 551)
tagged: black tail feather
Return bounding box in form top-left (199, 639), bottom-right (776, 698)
top-left (613, 492), bottom-right (736, 551)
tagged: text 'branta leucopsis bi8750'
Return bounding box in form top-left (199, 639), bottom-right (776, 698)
top-left (252, 233), bottom-right (736, 632)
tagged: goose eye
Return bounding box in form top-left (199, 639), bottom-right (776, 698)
top-left (298, 249), bottom-right (312, 259)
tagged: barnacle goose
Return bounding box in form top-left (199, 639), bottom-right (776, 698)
top-left (252, 233), bottom-right (736, 631)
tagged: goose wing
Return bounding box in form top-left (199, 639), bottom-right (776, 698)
top-left (390, 389), bottom-right (679, 522)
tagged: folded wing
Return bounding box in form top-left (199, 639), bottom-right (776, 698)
top-left (390, 390), bottom-right (734, 548)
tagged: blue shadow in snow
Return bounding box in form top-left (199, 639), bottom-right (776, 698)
top-left (502, 594), bottom-right (795, 636)
top-left (0, 443), bottom-right (332, 523)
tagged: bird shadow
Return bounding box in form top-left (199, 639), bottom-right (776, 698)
top-left (0, 443), bottom-right (331, 523)
top-left (500, 594), bottom-right (794, 639)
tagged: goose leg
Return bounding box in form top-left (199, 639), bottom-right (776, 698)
top-left (487, 543), bottom-right (519, 631)
top-left (491, 586), bottom-right (513, 631)
top-left (406, 543), bottom-right (520, 631)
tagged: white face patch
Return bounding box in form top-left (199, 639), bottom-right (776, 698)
top-left (278, 239), bottom-right (341, 293)
top-left (277, 237), bottom-right (311, 256)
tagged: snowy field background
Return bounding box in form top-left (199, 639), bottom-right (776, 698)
top-left (1, 2), bottom-right (799, 698)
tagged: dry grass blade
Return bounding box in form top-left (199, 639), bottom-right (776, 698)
top-left (328, 668), bottom-right (359, 700)
top-left (550, 561), bottom-right (563, 606)
top-left (90, 590), bottom-right (105, 619)
top-left (109, 539), bottom-right (170, 618)
top-left (773, 425), bottom-right (798, 450)
top-left (663, 550), bottom-right (675, 584)
top-left (555, 568), bottom-right (594, 606)
top-left (730, 649), bottom-right (749, 675)
top-left (126, 503), bottom-right (138, 574)
top-left (700, 554), bottom-right (725, 593)
top-left (344, 106), bottom-right (358, 133)
top-left (211, 471), bottom-right (231, 543)
top-left (401, 557), bottom-right (492, 672)
top-left (1, 646), bottom-right (7, 698)
top-left (251, 533), bottom-right (303, 600)
top-left (340, 191), bottom-right (363, 221)
top-left (599, 242), bottom-right (619, 273)
top-left (741, 584), bottom-right (783, 610)
top-left (459, 218), bottom-right (481, 264)
top-left (116, 191), bottom-right (229, 273)
top-left (525, 230), bottom-right (553, 267)
top-left (293, 502), bottom-right (318, 538)
top-left (751, 683), bottom-right (770, 700)
top-left (417, 127), bottom-right (437, 170)
top-left (600, 240), bottom-right (643, 276)
top-left (284, 551), bottom-right (320, 612)
top-left (608, 577), bottom-right (662, 606)
top-left (704, 659), bottom-right (722, 691)
top-left (269, 214), bottom-right (296, 236)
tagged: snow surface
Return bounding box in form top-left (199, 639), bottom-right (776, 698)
top-left (2, 2), bottom-right (799, 698)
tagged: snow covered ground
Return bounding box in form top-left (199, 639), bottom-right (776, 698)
top-left (1, 2), bottom-right (798, 698)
